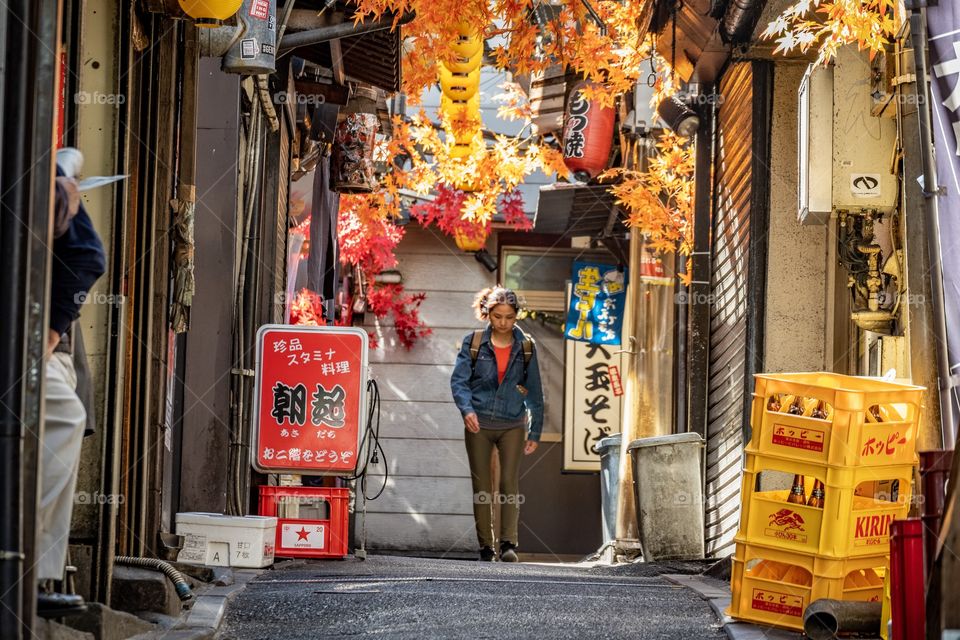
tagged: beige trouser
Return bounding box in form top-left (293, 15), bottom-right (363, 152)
top-left (464, 426), bottom-right (525, 549)
top-left (37, 353), bottom-right (86, 581)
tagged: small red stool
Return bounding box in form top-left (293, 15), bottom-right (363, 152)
top-left (258, 486), bottom-right (350, 558)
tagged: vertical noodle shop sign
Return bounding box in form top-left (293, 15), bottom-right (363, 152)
top-left (252, 325), bottom-right (368, 475)
top-left (562, 263), bottom-right (628, 472)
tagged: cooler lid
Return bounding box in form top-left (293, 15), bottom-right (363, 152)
top-left (627, 432), bottom-right (704, 451)
top-left (175, 512), bottom-right (278, 529)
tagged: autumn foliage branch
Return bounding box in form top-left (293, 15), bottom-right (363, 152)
top-left (601, 131), bottom-right (695, 284)
top-left (763, 0), bottom-right (903, 65)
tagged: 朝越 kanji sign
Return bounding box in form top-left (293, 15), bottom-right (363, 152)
top-left (251, 325), bottom-right (368, 475)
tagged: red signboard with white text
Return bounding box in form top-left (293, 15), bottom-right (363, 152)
top-left (252, 325), bottom-right (368, 475)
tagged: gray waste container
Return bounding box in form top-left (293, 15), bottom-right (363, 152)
top-left (593, 434), bottom-right (622, 544)
top-left (627, 432), bottom-right (705, 561)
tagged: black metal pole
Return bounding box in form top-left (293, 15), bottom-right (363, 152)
top-left (0, 0), bottom-right (29, 627)
top-left (0, 0), bottom-right (59, 636)
top-left (687, 91), bottom-right (715, 442)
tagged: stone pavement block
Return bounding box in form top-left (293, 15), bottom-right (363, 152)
top-left (65, 603), bottom-right (155, 640)
top-left (110, 566), bottom-right (182, 617)
top-left (35, 618), bottom-right (95, 640)
top-left (184, 596), bottom-right (227, 629)
top-left (129, 629), bottom-right (214, 640)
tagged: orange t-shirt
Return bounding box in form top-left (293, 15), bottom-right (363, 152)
top-left (493, 344), bottom-right (512, 384)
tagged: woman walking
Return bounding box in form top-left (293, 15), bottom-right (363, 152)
top-left (450, 286), bottom-right (544, 562)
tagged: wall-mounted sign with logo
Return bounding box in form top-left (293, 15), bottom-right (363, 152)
top-left (850, 173), bottom-right (881, 198)
top-left (564, 261), bottom-right (628, 345)
top-left (251, 325), bottom-right (368, 475)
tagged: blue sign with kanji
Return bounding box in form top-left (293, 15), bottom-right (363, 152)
top-left (564, 261), bottom-right (627, 345)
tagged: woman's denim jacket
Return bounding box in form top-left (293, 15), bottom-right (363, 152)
top-left (449, 326), bottom-right (544, 442)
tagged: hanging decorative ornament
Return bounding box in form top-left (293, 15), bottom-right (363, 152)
top-left (562, 81), bottom-right (615, 182)
top-left (454, 223), bottom-right (489, 252)
top-left (438, 26), bottom-right (484, 193)
top-left (439, 65), bottom-right (481, 101)
top-left (331, 86), bottom-right (380, 193)
top-left (178, 0), bottom-right (244, 26)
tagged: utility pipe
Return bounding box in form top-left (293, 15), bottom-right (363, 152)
top-left (114, 556), bottom-right (193, 601)
top-left (802, 599), bottom-right (882, 640)
top-left (721, 0), bottom-right (764, 42)
top-left (909, 7), bottom-right (957, 449)
top-left (278, 12), bottom-right (416, 52)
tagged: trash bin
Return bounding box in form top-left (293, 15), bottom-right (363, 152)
top-left (593, 434), bottom-right (622, 545)
top-left (627, 432), bottom-right (705, 560)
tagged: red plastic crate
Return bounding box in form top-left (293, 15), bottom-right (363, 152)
top-left (258, 486), bottom-right (350, 558)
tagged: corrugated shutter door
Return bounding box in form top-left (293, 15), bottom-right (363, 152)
top-left (704, 62), bottom-right (754, 557)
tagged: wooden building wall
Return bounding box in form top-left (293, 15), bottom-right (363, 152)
top-left (362, 225), bottom-right (493, 553)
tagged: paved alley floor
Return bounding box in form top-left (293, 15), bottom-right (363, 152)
top-left (217, 554), bottom-right (727, 639)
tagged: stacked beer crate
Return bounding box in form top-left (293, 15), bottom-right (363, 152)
top-left (726, 372), bottom-right (924, 631)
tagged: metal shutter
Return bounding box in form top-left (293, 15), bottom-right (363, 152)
top-left (704, 61), bottom-right (771, 557)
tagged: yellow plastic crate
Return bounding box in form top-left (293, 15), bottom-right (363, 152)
top-left (749, 373), bottom-right (923, 468)
top-left (727, 540), bottom-right (887, 632)
top-left (880, 565), bottom-right (891, 639)
top-left (738, 452), bottom-right (914, 558)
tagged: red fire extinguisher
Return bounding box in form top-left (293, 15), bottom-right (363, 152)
top-left (562, 82), bottom-right (614, 182)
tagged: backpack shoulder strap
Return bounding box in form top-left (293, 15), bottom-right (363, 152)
top-left (519, 332), bottom-right (535, 382)
top-left (469, 330), bottom-right (483, 371)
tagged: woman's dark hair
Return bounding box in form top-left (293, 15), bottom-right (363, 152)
top-left (473, 286), bottom-right (520, 321)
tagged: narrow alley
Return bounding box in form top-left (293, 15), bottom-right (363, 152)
top-left (218, 556), bottom-right (727, 639)
top-left (4, 1), bottom-right (960, 639)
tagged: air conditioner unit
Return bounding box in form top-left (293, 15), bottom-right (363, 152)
top-left (797, 46), bottom-right (898, 225)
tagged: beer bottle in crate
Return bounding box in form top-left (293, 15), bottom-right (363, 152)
top-left (787, 396), bottom-right (805, 415)
top-left (807, 480), bottom-right (825, 508)
top-left (811, 400), bottom-right (828, 419)
top-left (767, 394), bottom-right (782, 412)
top-left (787, 475), bottom-right (806, 504)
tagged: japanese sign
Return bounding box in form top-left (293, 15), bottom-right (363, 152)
top-left (563, 91), bottom-right (588, 158)
top-left (563, 340), bottom-right (624, 472)
top-left (564, 261), bottom-right (627, 345)
top-left (252, 325), bottom-right (368, 475)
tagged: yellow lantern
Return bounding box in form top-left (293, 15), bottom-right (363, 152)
top-left (178, 0), bottom-right (243, 25)
top-left (451, 32), bottom-right (482, 59)
top-left (454, 225), bottom-right (488, 252)
top-left (445, 49), bottom-right (482, 74)
top-left (441, 93), bottom-right (481, 119)
top-left (439, 66), bottom-right (481, 101)
top-left (449, 143), bottom-right (474, 159)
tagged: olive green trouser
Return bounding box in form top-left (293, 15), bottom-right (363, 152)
top-left (464, 426), bottom-right (525, 549)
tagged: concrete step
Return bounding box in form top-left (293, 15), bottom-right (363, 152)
top-left (65, 603), bottom-right (155, 640)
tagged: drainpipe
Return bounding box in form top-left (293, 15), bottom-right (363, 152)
top-left (277, 12), bottom-right (416, 53)
top-left (908, 6), bottom-right (956, 449)
top-left (720, 0), bottom-right (764, 43)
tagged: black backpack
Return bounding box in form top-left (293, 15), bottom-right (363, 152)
top-left (468, 329), bottom-right (534, 382)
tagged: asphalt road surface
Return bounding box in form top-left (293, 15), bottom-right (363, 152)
top-left (218, 555), bottom-right (728, 639)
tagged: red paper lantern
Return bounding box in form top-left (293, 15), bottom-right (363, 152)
top-left (562, 82), bottom-right (614, 182)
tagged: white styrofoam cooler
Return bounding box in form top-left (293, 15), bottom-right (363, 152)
top-left (175, 512), bottom-right (277, 568)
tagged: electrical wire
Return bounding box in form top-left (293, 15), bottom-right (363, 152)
top-left (342, 379), bottom-right (388, 501)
